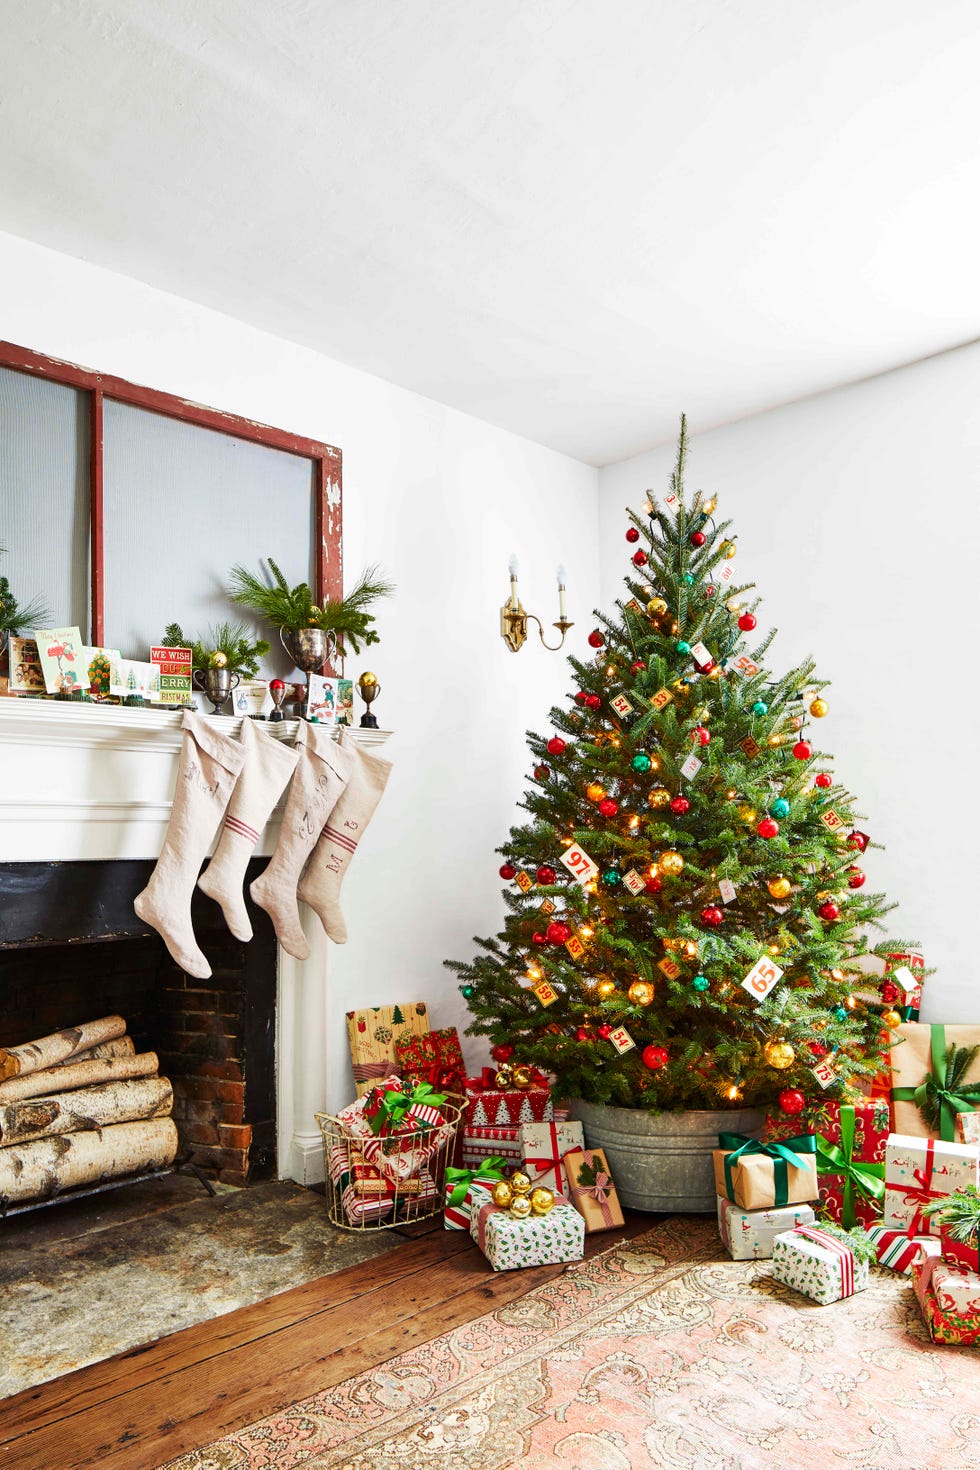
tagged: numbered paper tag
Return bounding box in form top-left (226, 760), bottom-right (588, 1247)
top-left (650, 687), bottom-right (673, 712)
top-left (819, 808), bottom-right (844, 832)
top-left (731, 653), bottom-right (759, 678)
top-left (625, 598), bottom-right (644, 616)
top-left (690, 642), bottom-right (712, 666)
top-left (539, 897), bottom-right (556, 915)
top-left (532, 980), bottom-right (558, 1007)
top-left (741, 736), bottom-right (761, 759)
top-left (608, 1026), bottom-right (636, 1054)
top-left (717, 563), bottom-right (735, 585)
top-left (680, 754), bottom-right (702, 780)
top-left (658, 957), bottom-right (682, 979)
top-left (811, 1056), bottom-right (838, 1089)
top-left (560, 843), bottom-right (600, 886)
top-left (610, 693), bottom-right (634, 718)
top-left (890, 965), bottom-right (918, 1001)
top-left (660, 489), bottom-right (680, 515)
top-left (718, 878), bottom-right (737, 905)
top-left (564, 934), bottom-right (585, 960)
top-left (741, 956), bottom-right (784, 1002)
top-left (515, 871), bottom-right (534, 893)
top-left (622, 869), bottom-right (645, 895)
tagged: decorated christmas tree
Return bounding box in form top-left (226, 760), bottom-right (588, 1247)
top-left (448, 419), bottom-right (917, 1115)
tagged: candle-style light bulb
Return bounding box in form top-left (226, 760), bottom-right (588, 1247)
top-left (508, 552), bottom-right (519, 611)
top-left (556, 563), bottom-right (567, 619)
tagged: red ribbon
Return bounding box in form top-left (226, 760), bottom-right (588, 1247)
top-left (576, 1170), bottom-right (615, 1227)
top-left (465, 1065), bottom-right (548, 1093)
top-left (884, 1138), bottom-right (943, 1237)
top-left (794, 1224), bottom-right (856, 1297)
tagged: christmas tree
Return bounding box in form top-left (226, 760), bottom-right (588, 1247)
top-left (448, 418), bottom-right (916, 1114)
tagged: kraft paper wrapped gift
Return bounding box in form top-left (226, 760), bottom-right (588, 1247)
top-left (882, 1133), bottom-right (979, 1237)
top-left (763, 1100), bottom-right (887, 1230)
top-left (563, 1147), bottom-right (624, 1232)
top-left (470, 1192), bottom-right (585, 1271)
top-left (866, 1224), bottom-right (941, 1275)
top-left (913, 1253), bottom-right (980, 1344)
top-left (717, 1196), bottom-right (815, 1261)
top-left (519, 1120), bottom-right (585, 1193)
top-left (345, 1002), bottom-right (430, 1096)
top-left (713, 1135), bottom-right (819, 1210)
top-left (771, 1224), bottom-right (871, 1305)
top-left (889, 1021), bottom-right (980, 1139)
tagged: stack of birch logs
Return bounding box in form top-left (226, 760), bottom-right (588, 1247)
top-left (0, 1015), bottom-right (178, 1206)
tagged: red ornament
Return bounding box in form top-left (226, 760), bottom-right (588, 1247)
top-left (597, 1023), bottom-right (613, 1039)
top-left (690, 531), bottom-right (706, 547)
top-left (536, 865), bottom-right (557, 885)
top-left (625, 527), bottom-right (640, 543)
top-left (814, 772), bottom-right (832, 789)
top-left (632, 550), bottom-right (648, 567)
top-left (881, 980), bottom-right (900, 1005)
top-left (587, 630), bottom-right (605, 649)
top-left (575, 1027), bottom-right (593, 1042)
top-left (644, 874), bottom-right (663, 895)
top-left (630, 659), bottom-right (645, 674)
top-left (642, 1045), bottom-right (669, 1071)
top-left (534, 764), bottom-right (550, 780)
top-left (700, 905), bottom-right (724, 927)
top-left (818, 900), bottom-right (841, 921)
top-left (574, 690), bottom-right (590, 704)
top-left (778, 1088), bottom-right (806, 1116)
top-left (792, 741), bottom-right (812, 761)
top-left (598, 797), bottom-right (619, 817)
top-left (491, 1043), bottom-right (514, 1063)
top-left (808, 1042), bottom-right (828, 1057)
top-left (737, 612), bottom-right (757, 633)
top-left (499, 863), bottom-right (517, 880)
top-left (546, 736), bottom-right (566, 756)
top-left (691, 725), bottom-right (711, 746)
top-left (698, 659), bottom-right (715, 674)
top-left (585, 693), bottom-right (602, 710)
top-left (532, 932), bottom-right (548, 947)
top-left (847, 830), bottom-right (870, 852)
top-left (546, 921), bottom-right (572, 945)
top-left (757, 817), bottom-right (779, 839)
top-left (847, 867), bottom-right (866, 889)
top-left (269, 678), bottom-right (285, 693)
top-left (670, 795), bottom-right (690, 814)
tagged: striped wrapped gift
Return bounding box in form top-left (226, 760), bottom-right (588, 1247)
top-left (867, 1224), bottom-right (941, 1275)
top-left (461, 1125), bottom-right (521, 1169)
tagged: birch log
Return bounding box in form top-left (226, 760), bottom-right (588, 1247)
top-left (0, 1076), bottom-right (173, 1146)
top-left (0, 1119), bottom-right (179, 1203)
top-left (0, 1017), bottom-right (127, 1082)
top-left (50, 1036), bottom-right (135, 1067)
top-left (0, 1052), bottom-right (158, 1104)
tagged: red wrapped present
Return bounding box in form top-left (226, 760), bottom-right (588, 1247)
top-left (464, 1066), bottom-right (554, 1128)
top-left (867, 1224), bottom-right (941, 1275)
top-left (913, 1253), bottom-right (980, 1344)
top-left (764, 1100), bottom-right (888, 1229)
top-left (337, 1077), bottom-right (455, 1182)
top-left (395, 1026), bottom-right (467, 1095)
top-left (443, 1156), bottom-right (509, 1229)
top-left (461, 1125), bottom-right (522, 1168)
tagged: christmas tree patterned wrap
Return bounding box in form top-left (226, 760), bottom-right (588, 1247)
top-left (463, 1068), bottom-right (554, 1129)
top-left (563, 1147), bottom-right (624, 1231)
top-left (470, 1194), bottom-right (585, 1271)
top-left (913, 1254), bottom-right (980, 1344)
top-left (345, 1002), bottom-right (430, 1096)
top-left (716, 1196), bottom-right (815, 1261)
top-left (770, 1224), bottom-right (871, 1305)
top-left (882, 1134), bottom-right (979, 1237)
top-left (394, 1026), bottom-right (467, 1095)
top-left (866, 1224), bottom-right (941, 1275)
top-left (764, 1100), bottom-right (887, 1229)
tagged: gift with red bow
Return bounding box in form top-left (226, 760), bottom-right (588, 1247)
top-left (882, 1133), bottom-right (979, 1237)
top-left (562, 1146), bottom-right (624, 1232)
top-left (394, 1026), bottom-right (468, 1095)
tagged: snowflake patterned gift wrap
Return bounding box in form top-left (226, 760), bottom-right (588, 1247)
top-left (866, 1224), bottom-right (941, 1275)
top-left (470, 1193), bottom-right (585, 1271)
top-left (882, 1133), bottom-right (979, 1237)
top-left (346, 1002), bottom-right (430, 1096)
top-left (770, 1224), bottom-right (871, 1305)
top-left (717, 1196), bottom-right (815, 1261)
top-left (913, 1253), bottom-right (980, 1344)
top-left (518, 1120), bottom-right (585, 1193)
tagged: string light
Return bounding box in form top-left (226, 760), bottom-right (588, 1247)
top-left (579, 925), bottom-right (594, 939)
top-left (769, 735), bottom-right (782, 747)
top-left (629, 815), bottom-right (640, 830)
top-left (561, 835), bottom-right (574, 847)
top-left (846, 994), bottom-right (857, 1009)
top-left (726, 1084), bottom-right (741, 1101)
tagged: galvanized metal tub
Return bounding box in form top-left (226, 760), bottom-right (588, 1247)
top-left (567, 1099), bottom-right (765, 1213)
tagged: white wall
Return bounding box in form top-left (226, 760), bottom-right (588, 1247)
top-left (0, 229), bottom-right (600, 1111)
top-left (600, 345), bottom-right (980, 1021)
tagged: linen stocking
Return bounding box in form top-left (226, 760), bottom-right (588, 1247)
top-left (134, 711), bottom-right (246, 980)
top-left (249, 723), bottom-right (354, 960)
top-left (297, 732), bottom-right (392, 945)
top-left (198, 719), bottom-right (298, 941)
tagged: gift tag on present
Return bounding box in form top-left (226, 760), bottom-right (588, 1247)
top-left (889, 965), bottom-right (919, 1001)
top-left (741, 956), bottom-right (783, 1002)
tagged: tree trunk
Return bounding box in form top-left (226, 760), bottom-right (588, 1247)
top-left (50, 1036), bottom-right (135, 1067)
top-left (0, 1051), bottom-right (158, 1104)
top-left (0, 1016), bottom-right (127, 1082)
top-left (0, 1118), bottom-right (179, 1203)
top-left (0, 1076), bottom-right (173, 1146)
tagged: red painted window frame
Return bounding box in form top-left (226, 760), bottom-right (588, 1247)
top-left (0, 340), bottom-right (342, 646)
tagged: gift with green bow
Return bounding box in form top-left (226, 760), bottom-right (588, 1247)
top-left (889, 1022), bottom-right (980, 1139)
top-left (443, 1156), bottom-right (509, 1230)
top-left (713, 1132), bottom-right (819, 1210)
top-left (764, 1099), bottom-right (888, 1230)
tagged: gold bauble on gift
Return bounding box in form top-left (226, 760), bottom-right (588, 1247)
top-left (587, 782), bottom-right (606, 803)
top-left (768, 876), bottom-right (792, 900)
top-left (530, 1186), bottom-right (555, 1215)
top-left (509, 1194), bottom-right (532, 1219)
top-left (647, 786), bottom-right (671, 809)
top-left (492, 1180), bottom-right (514, 1208)
top-left (596, 978), bottom-right (618, 999)
top-left (646, 597), bottom-right (668, 619)
top-left (509, 1170), bottom-right (532, 1196)
top-left (658, 850), bottom-right (685, 877)
top-left (628, 979), bottom-right (655, 1007)
top-left (510, 1064), bottom-right (533, 1090)
top-left (764, 1040), bottom-right (796, 1070)
top-left (494, 1065), bottom-right (513, 1089)
top-left (809, 697), bottom-right (828, 718)
top-left (881, 1009), bottom-right (903, 1029)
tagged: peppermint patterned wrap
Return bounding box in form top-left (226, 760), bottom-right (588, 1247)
top-left (345, 1002), bottom-right (430, 1097)
top-left (519, 1120), bottom-right (585, 1193)
top-left (394, 1027), bottom-right (467, 1096)
top-left (866, 1224), bottom-right (941, 1275)
top-left (913, 1254), bottom-right (980, 1343)
top-left (341, 1182), bottom-right (395, 1226)
top-left (716, 1196), bottom-right (815, 1261)
top-left (443, 1179), bottom-right (496, 1231)
top-left (470, 1194), bottom-right (585, 1271)
top-left (770, 1225), bottom-right (871, 1305)
top-left (882, 1133), bottom-right (979, 1237)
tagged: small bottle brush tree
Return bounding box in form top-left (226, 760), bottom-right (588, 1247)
top-left (448, 418), bottom-right (916, 1114)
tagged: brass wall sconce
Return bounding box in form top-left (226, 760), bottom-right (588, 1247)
top-left (500, 555), bottom-right (573, 652)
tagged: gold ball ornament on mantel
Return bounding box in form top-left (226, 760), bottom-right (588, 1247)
top-left (647, 787), bottom-right (671, 809)
top-left (209, 650), bottom-right (228, 668)
top-left (509, 1171), bottom-right (532, 1196)
top-left (529, 1186), bottom-right (555, 1215)
top-left (658, 850), bottom-right (685, 877)
top-left (768, 876), bottom-right (792, 900)
top-left (764, 1040), bottom-right (796, 1070)
top-left (509, 1194), bottom-right (533, 1219)
top-left (359, 671), bottom-right (378, 687)
top-left (628, 979), bottom-right (655, 1007)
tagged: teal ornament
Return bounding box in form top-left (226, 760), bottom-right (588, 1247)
top-left (771, 798), bottom-right (790, 819)
top-left (692, 974), bottom-right (710, 992)
top-left (462, 985), bottom-right (475, 999)
top-left (683, 573), bottom-right (694, 585)
top-left (676, 640), bottom-right (691, 655)
top-left (832, 1005), bottom-right (847, 1022)
top-left (632, 753), bottom-right (652, 773)
top-left (752, 700), bottom-right (768, 716)
top-left (602, 868), bottom-right (622, 887)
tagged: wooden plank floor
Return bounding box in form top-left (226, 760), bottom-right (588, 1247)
top-left (0, 1210), bottom-right (656, 1470)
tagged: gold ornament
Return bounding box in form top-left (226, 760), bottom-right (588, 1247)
top-left (646, 597), bottom-right (668, 619)
top-left (491, 1180), bottom-right (514, 1208)
top-left (529, 1186), bottom-right (555, 1215)
top-left (309, 605), bottom-right (323, 618)
top-left (494, 1065), bottom-right (513, 1088)
top-left (768, 876), bottom-right (792, 900)
top-left (509, 1170), bottom-right (532, 1195)
top-left (586, 783), bottom-right (606, 803)
top-left (510, 1064), bottom-right (533, 1090)
top-left (647, 786), bottom-right (671, 808)
top-left (509, 1194), bottom-right (532, 1219)
top-left (681, 939), bottom-right (698, 959)
top-left (596, 978), bottom-right (618, 999)
top-left (881, 1009), bottom-right (903, 1029)
top-left (737, 804), bottom-right (757, 824)
top-left (359, 671), bottom-right (378, 687)
top-left (659, 850), bottom-right (685, 877)
top-left (209, 650), bottom-right (228, 668)
top-left (809, 698), bottom-right (828, 718)
top-left (721, 540), bottom-right (737, 559)
top-left (764, 1040), bottom-right (796, 1070)
top-left (628, 979), bottom-right (655, 1006)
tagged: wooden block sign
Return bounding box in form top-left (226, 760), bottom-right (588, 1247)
top-left (622, 869), bottom-right (645, 896)
top-left (610, 693), bottom-right (634, 718)
top-left (608, 1026), bottom-right (636, 1054)
top-left (515, 871), bottom-right (534, 893)
top-left (560, 843), bottom-right (599, 886)
top-left (658, 957), bottom-right (682, 980)
top-left (741, 956), bottom-right (784, 1002)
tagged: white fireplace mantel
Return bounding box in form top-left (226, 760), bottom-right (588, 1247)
top-left (0, 699), bottom-right (391, 1185)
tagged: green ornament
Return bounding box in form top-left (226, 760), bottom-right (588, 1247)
top-left (631, 753), bottom-right (652, 773)
top-left (676, 640), bottom-right (691, 655)
top-left (462, 985), bottom-right (475, 999)
top-left (692, 974), bottom-right (710, 992)
top-left (771, 798), bottom-right (790, 818)
top-left (752, 700), bottom-right (768, 716)
top-left (683, 573), bottom-right (694, 585)
top-left (832, 1005), bottom-right (847, 1022)
top-left (602, 869), bottom-right (622, 887)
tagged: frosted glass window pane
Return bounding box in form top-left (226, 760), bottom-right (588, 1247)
top-left (0, 366), bottom-right (90, 632)
top-left (102, 401), bottom-right (316, 678)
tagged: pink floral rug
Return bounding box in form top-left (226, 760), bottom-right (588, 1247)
top-left (161, 1218), bottom-right (978, 1470)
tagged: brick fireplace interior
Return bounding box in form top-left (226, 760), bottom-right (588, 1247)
top-left (0, 859), bottom-right (277, 1187)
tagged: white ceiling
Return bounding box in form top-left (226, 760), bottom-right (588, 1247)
top-left (1, 1), bottom-right (979, 465)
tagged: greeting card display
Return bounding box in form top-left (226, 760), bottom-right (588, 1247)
top-left (307, 674), bottom-right (353, 725)
top-left (34, 626), bottom-right (83, 693)
top-left (7, 636), bottom-right (45, 694)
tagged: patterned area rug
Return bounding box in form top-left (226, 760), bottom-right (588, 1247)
top-left (162, 1217), bottom-right (979, 1470)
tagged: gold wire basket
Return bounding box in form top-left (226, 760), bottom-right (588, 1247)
top-left (316, 1100), bottom-right (463, 1231)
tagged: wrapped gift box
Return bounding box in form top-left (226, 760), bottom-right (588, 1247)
top-left (764, 1098), bottom-right (888, 1161)
top-left (764, 1101), bottom-right (887, 1229)
top-left (336, 1078), bottom-right (455, 1183)
top-left (464, 1073), bottom-right (554, 1129)
top-left (866, 1224), bottom-right (941, 1275)
top-left (771, 1225), bottom-right (871, 1305)
top-left (713, 1140), bottom-right (819, 1211)
top-left (461, 1124), bottom-right (522, 1170)
top-left (882, 1134), bottom-right (979, 1237)
top-left (346, 1002), bottom-right (430, 1096)
top-left (444, 1179), bottom-right (496, 1231)
top-left (443, 1157), bottom-right (510, 1230)
top-left (563, 1147), bottom-right (625, 1232)
top-left (395, 1026), bottom-right (467, 1096)
top-left (470, 1193), bottom-right (585, 1271)
top-left (519, 1120), bottom-right (585, 1193)
top-left (717, 1196), bottom-right (815, 1261)
top-left (341, 1181), bottom-right (395, 1225)
top-left (955, 1111), bottom-right (980, 1146)
top-left (940, 1226), bottom-right (980, 1275)
top-left (889, 1022), bottom-right (980, 1139)
top-left (913, 1254), bottom-right (980, 1343)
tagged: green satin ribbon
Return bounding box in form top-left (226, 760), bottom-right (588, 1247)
top-left (814, 1103), bottom-right (885, 1229)
top-left (891, 1024), bottom-right (980, 1141)
top-left (444, 1156), bottom-right (508, 1208)
top-left (366, 1080), bottom-right (448, 1136)
top-left (717, 1131), bottom-right (816, 1208)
